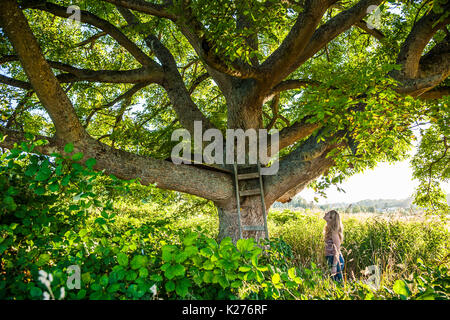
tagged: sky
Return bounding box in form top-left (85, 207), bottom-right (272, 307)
top-left (299, 159), bottom-right (450, 205)
top-left (298, 120), bottom-right (449, 205)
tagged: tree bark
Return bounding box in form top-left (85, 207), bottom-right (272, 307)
top-left (217, 196), bottom-right (267, 243)
top-left (216, 166), bottom-right (268, 243)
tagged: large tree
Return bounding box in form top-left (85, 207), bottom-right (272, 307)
top-left (0, 0), bottom-right (449, 241)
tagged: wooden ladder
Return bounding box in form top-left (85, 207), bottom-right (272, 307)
top-left (233, 162), bottom-right (269, 239)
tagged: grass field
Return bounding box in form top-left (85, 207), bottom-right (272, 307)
top-left (2, 194), bottom-right (449, 299)
top-left (268, 209), bottom-right (449, 285)
top-left (171, 205), bottom-right (450, 285)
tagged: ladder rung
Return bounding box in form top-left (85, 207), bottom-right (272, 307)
top-left (237, 172), bottom-right (259, 180)
top-left (239, 188), bottom-right (261, 197)
top-left (236, 164), bottom-right (258, 170)
top-left (243, 225), bottom-right (265, 231)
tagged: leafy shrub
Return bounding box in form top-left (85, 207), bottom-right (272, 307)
top-left (1, 137), bottom-right (449, 300)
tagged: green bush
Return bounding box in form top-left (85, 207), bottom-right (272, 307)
top-left (1, 138), bottom-right (449, 300)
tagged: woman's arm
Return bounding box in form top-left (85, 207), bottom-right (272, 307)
top-left (331, 232), bottom-right (341, 273)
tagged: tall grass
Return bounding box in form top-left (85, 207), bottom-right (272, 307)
top-left (268, 209), bottom-right (450, 285)
top-left (112, 201), bottom-right (449, 286)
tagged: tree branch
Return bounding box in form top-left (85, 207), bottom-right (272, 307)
top-left (282, 0), bottom-right (384, 78)
top-left (23, 1), bottom-right (157, 68)
top-left (0, 126), bottom-right (234, 202)
top-left (100, 0), bottom-right (177, 20)
top-left (259, 0), bottom-right (332, 86)
top-left (1, 55), bottom-right (165, 85)
top-left (146, 35), bottom-right (214, 134)
top-left (265, 78), bottom-right (321, 103)
top-left (0, 74), bottom-right (32, 90)
top-left (353, 19), bottom-right (385, 41)
top-left (418, 34), bottom-right (450, 80)
top-left (417, 86), bottom-right (450, 100)
top-left (0, 0), bottom-right (86, 142)
top-left (274, 119), bottom-right (323, 155)
top-left (264, 131), bottom-right (340, 205)
top-left (395, 4), bottom-right (450, 79)
top-left (391, 9), bottom-right (450, 97)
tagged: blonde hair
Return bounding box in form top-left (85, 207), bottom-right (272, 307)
top-left (324, 210), bottom-right (344, 242)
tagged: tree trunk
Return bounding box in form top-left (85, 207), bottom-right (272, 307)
top-left (217, 85), bottom-right (269, 242)
top-left (216, 163), bottom-right (269, 243)
top-left (217, 195), bottom-right (267, 243)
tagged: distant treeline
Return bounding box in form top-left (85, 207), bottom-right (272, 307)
top-left (272, 194), bottom-right (450, 213)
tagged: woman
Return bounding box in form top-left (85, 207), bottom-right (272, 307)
top-left (323, 210), bottom-right (345, 282)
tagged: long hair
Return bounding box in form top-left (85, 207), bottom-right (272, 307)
top-left (324, 210), bottom-right (344, 242)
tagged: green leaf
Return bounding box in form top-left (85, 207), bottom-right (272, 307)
top-left (72, 152), bottom-right (84, 161)
top-left (125, 270), bottom-right (138, 281)
top-left (36, 253), bottom-right (51, 266)
top-left (150, 274), bottom-right (163, 282)
top-left (238, 265), bottom-right (251, 272)
top-left (220, 237), bottom-right (233, 248)
top-left (165, 264), bottom-right (185, 280)
top-left (30, 286), bottom-right (42, 298)
top-left (64, 143), bottom-right (74, 153)
top-left (218, 276), bottom-right (230, 289)
top-left (107, 283), bottom-right (121, 294)
top-left (76, 289), bottom-right (86, 299)
top-left (48, 183), bottom-right (59, 192)
top-left (251, 254), bottom-right (258, 267)
top-left (199, 247), bottom-right (213, 257)
top-left (165, 281), bottom-right (175, 292)
top-left (24, 132), bottom-right (35, 141)
top-left (175, 278), bottom-right (191, 297)
top-left (174, 252), bottom-right (188, 263)
top-left (182, 232), bottom-right (198, 246)
top-left (100, 274), bottom-right (109, 287)
top-left (139, 267), bottom-right (149, 278)
top-left (35, 167), bottom-right (52, 181)
top-left (173, 264), bottom-right (185, 277)
top-left (272, 273), bottom-right (281, 284)
top-left (61, 175), bottom-right (71, 186)
top-left (85, 158), bottom-right (96, 169)
top-left (82, 273), bottom-right (91, 284)
top-left (25, 164), bottom-right (39, 177)
top-left (393, 280), bottom-right (411, 298)
top-left (117, 253), bottom-right (129, 267)
top-left (203, 271), bottom-right (214, 283)
top-left (236, 238), bottom-right (254, 252)
top-left (202, 260), bottom-right (214, 270)
top-left (162, 245), bottom-right (177, 262)
top-left (184, 246), bottom-right (198, 257)
top-left (288, 268), bottom-right (296, 280)
top-left (34, 186), bottom-right (46, 195)
top-left (160, 263), bottom-right (171, 272)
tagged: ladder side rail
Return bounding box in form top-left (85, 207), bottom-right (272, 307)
top-left (233, 162), bottom-right (243, 239)
top-left (257, 163), bottom-right (269, 239)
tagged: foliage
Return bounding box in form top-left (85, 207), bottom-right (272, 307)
top-left (1, 0), bottom-right (449, 211)
top-left (0, 139), bottom-right (449, 300)
top-left (0, 136), bottom-right (158, 299)
top-left (411, 101), bottom-right (450, 215)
